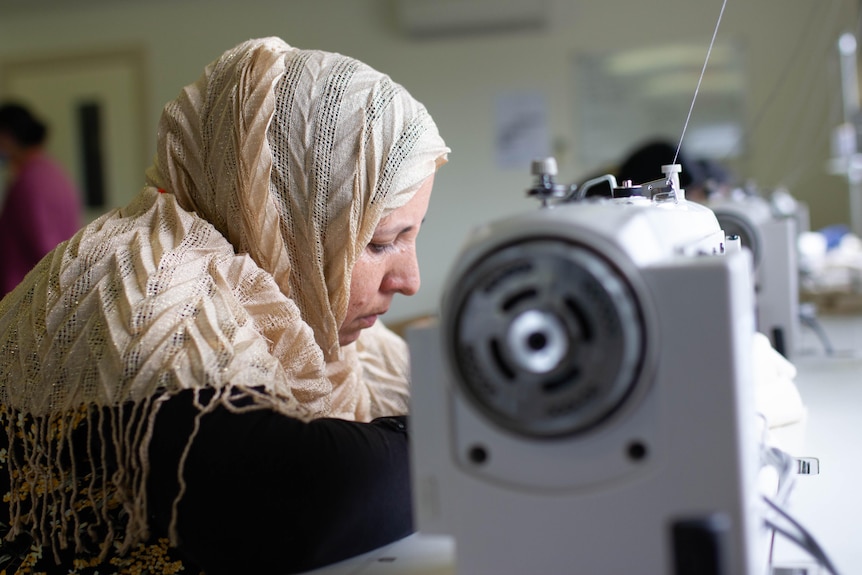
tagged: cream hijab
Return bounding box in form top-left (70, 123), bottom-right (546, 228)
top-left (0, 37), bottom-right (448, 557)
top-left (143, 36), bottom-right (449, 419)
top-left (148, 37), bottom-right (447, 361)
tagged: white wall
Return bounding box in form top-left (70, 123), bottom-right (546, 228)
top-left (0, 0), bottom-right (857, 324)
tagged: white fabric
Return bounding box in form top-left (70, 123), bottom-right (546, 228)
top-left (752, 331), bottom-right (806, 428)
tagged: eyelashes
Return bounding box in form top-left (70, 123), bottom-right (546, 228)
top-left (367, 242), bottom-right (396, 254)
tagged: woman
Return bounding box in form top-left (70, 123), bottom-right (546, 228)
top-left (0, 102), bottom-right (82, 297)
top-left (0, 37), bottom-right (448, 574)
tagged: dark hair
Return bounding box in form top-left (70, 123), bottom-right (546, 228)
top-left (0, 103), bottom-right (48, 147)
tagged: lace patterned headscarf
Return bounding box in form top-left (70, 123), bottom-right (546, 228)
top-left (0, 37), bottom-right (448, 560)
top-left (147, 37), bottom-right (447, 362)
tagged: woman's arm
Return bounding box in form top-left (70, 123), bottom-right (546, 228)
top-left (147, 388), bottom-right (413, 575)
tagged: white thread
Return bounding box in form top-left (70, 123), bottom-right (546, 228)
top-left (673, 0), bottom-right (729, 167)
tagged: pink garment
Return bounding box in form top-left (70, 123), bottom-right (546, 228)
top-left (0, 152), bottom-right (82, 296)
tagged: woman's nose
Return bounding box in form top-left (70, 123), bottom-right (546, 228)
top-left (385, 250), bottom-right (421, 296)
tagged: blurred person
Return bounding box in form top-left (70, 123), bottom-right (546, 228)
top-left (0, 102), bottom-right (82, 297)
top-left (695, 156), bottom-right (736, 199)
top-left (0, 37), bottom-right (448, 574)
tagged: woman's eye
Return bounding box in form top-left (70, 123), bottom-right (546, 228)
top-left (368, 242), bottom-right (393, 254)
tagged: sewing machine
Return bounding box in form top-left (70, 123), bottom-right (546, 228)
top-left (709, 191), bottom-right (800, 359)
top-left (407, 162), bottom-right (771, 574)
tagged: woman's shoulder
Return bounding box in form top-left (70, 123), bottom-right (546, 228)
top-left (76, 189), bottom-right (283, 300)
top-left (0, 188), bottom-right (294, 403)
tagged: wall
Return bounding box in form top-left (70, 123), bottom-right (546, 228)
top-left (0, 0), bottom-right (857, 323)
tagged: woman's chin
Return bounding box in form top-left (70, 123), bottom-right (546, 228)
top-left (339, 316), bottom-right (378, 346)
top-left (338, 328), bottom-right (363, 347)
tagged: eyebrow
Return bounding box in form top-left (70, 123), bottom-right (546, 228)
top-left (376, 217), bottom-right (426, 237)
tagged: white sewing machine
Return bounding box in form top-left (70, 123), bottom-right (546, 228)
top-left (709, 191), bottom-right (800, 359)
top-left (406, 163), bottom-right (771, 574)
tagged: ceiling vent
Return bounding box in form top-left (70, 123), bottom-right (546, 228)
top-left (397, 0), bottom-right (550, 38)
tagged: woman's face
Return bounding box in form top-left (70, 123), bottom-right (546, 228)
top-left (339, 174), bottom-right (434, 346)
